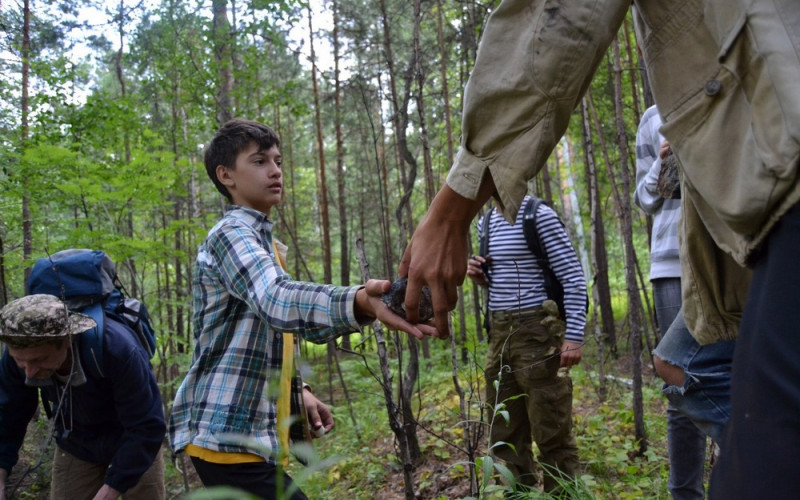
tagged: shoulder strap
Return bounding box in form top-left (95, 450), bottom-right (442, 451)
top-left (524, 196), bottom-right (569, 261)
top-left (478, 208), bottom-right (492, 258)
top-left (522, 197), bottom-right (547, 260)
top-left (522, 198), bottom-right (588, 316)
top-left (77, 302), bottom-right (106, 379)
top-left (478, 208), bottom-right (495, 290)
top-left (477, 209), bottom-right (493, 332)
top-left (272, 239), bottom-right (311, 464)
top-left (523, 197), bottom-right (568, 317)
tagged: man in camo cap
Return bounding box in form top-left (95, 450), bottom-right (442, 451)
top-left (0, 294), bottom-right (95, 352)
top-left (0, 293), bottom-right (166, 500)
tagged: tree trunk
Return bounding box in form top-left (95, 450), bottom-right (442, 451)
top-left (374, 2), bottom-right (423, 470)
top-left (581, 98), bottom-right (608, 401)
top-left (113, 0), bottom-right (141, 297)
top-left (305, 6), bottom-right (338, 395)
top-left (378, 0), bottom-right (416, 244)
top-left (449, 322), bottom-right (482, 495)
top-left (435, 0), bottom-right (455, 169)
top-left (212, 0), bottom-right (234, 125)
top-left (412, 0), bottom-right (432, 361)
top-left (414, 0), bottom-right (435, 205)
top-left (355, 239), bottom-right (417, 500)
top-left (622, 17), bottom-right (643, 124)
top-left (610, 38), bottom-right (647, 454)
top-left (21, 0), bottom-right (32, 290)
top-left (332, 0), bottom-right (352, 351)
top-left (355, 78), bottom-right (394, 280)
top-left (399, 335), bottom-right (422, 461)
top-left (0, 236), bottom-right (7, 307)
top-left (307, 5), bottom-right (332, 288)
top-left (278, 112), bottom-right (312, 281)
top-left (583, 99), bottom-right (616, 352)
top-left (540, 164), bottom-right (554, 205)
top-left (559, 139), bottom-right (591, 278)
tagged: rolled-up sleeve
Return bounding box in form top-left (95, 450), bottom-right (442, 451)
top-left (447, 0), bottom-right (630, 222)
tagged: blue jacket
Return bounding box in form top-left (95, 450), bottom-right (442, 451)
top-left (0, 316), bottom-right (165, 493)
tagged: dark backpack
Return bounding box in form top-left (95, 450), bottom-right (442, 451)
top-left (27, 249), bottom-right (156, 377)
top-left (479, 197), bottom-right (587, 319)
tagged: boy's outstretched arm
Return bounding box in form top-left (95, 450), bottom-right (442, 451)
top-left (399, 177), bottom-right (495, 338)
top-left (355, 280), bottom-right (440, 339)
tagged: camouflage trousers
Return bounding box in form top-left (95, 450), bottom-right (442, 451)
top-left (485, 307), bottom-right (579, 493)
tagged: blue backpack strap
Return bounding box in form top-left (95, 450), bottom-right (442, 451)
top-left (77, 302), bottom-right (106, 379)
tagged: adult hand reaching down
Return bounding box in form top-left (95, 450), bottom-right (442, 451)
top-left (399, 177), bottom-right (496, 337)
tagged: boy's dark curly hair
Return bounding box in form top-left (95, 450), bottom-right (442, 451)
top-left (204, 119), bottom-right (281, 201)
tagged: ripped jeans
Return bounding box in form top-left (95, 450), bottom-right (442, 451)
top-left (653, 309), bottom-right (735, 443)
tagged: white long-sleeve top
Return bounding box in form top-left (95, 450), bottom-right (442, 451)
top-left (634, 105), bottom-right (681, 281)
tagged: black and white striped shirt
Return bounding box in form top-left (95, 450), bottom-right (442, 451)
top-left (478, 197), bottom-right (587, 342)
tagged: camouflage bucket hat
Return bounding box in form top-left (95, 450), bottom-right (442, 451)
top-left (0, 294), bottom-right (96, 349)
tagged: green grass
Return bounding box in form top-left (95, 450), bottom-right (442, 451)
top-left (287, 336), bottom-right (681, 500)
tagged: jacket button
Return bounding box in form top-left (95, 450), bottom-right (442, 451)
top-left (705, 80), bottom-right (722, 96)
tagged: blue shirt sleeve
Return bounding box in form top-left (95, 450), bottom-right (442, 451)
top-left (101, 321), bottom-right (165, 493)
top-left (0, 348), bottom-right (39, 476)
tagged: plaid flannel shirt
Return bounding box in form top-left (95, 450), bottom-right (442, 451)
top-left (169, 206), bottom-right (363, 462)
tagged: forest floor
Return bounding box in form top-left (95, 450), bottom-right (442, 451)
top-left (8, 341), bottom-right (713, 500)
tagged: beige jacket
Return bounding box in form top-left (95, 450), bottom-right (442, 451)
top-left (447, 0), bottom-right (800, 344)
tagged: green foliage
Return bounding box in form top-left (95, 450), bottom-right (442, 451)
top-left (289, 347), bottom-right (675, 500)
top-left (2, 2), bottom-right (680, 497)
top-left (185, 486), bottom-right (262, 500)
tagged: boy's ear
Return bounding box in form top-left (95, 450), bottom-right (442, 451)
top-left (216, 165), bottom-right (235, 187)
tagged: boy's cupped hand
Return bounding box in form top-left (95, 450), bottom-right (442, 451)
top-left (357, 280), bottom-right (442, 339)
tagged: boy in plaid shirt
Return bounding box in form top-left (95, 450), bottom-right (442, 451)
top-left (169, 119), bottom-right (436, 500)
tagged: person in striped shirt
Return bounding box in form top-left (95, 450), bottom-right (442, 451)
top-left (169, 119), bottom-right (436, 500)
top-left (635, 105), bottom-right (707, 500)
top-left (467, 196), bottom-right (586, 494)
